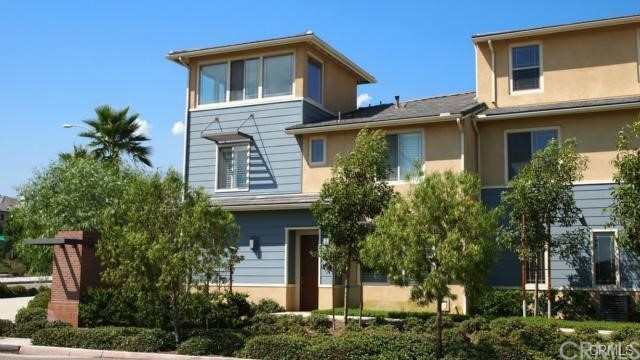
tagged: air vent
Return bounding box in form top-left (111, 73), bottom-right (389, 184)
top-left (600, 294), bottom-right (628, 321)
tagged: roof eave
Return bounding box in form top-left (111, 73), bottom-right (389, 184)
top-left (477, 101), bottom-right (640, 121)
top-left (285, 114), bottom-right (460, 135)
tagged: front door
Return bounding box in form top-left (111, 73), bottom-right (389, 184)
top-left (299, 235), bottom-right (319, 310)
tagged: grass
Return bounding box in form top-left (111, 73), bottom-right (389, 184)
top-left (520, 316), bottom-right (640, 332)
top-left (312, 307), bottom-right (470, 322)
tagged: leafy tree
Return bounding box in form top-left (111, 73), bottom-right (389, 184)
top-left (79, 105), bottom-right (152, 166)
top-left (311, 129), bottom-right (394, 324)
top-left (98, 170), bottom-right (239, 342)
top-left (6, 157), bottom-right (135, 274)
top-left (500, 138), bottom-right (587, 318)
top-left (198, 208), bottom-right (239, 294)
top-left (362, 171), bottom-right (499, 359)
top-left (611, 118), bottom-right (640, 255)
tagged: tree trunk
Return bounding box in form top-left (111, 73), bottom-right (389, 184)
top-left (229, 265), bottom-right (234, 293)
top-left (520, 214), bottom-right (527, 317)
top-left (435, 296), bottom-right (443, 359)
top-left (331, 267), bottom-right (336, 330)
top-left (534, 257), bottom-right (539, 316)
top-left (344, 249), bottom-right (352, 325)
top-left (546, 215), bottom-right (552, 319)
top-left (204, 273), bottom-right (211, 294)
top-left (170, 289), bottom-right (182, 344)
top-left (358, 263), bottom-right (363, 327)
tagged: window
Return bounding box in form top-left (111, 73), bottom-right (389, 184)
top-left (594, 231), bottom-right (618, 286)
top-left (525, 251), bottom-right (545, 284)
top-left (309, 137), bottom-right (325, 165)
top-left (263, 54), bottom-right (293, 97)
top-left (386, 132), bottom-right (423, 181)
top-left (199, 63), bottom-right (228, 104)
top-left (511, 44), bottom-right (541, 92)
top-left (217, 144), bottom-right (249, 190)
top-left (307, 56), bottom-right (323, 103)
top-left (230, 58), bottom-right (259, 101)
top-left (506, 128), bottom-right (558, 180)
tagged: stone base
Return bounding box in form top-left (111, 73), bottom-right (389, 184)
top-left (47, 300), bottom-right (79, 327)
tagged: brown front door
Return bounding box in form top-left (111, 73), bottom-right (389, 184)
top-left (299, 235), bottom-right (319, 311)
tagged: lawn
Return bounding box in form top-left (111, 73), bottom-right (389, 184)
top-left (312, 307), bottom-right (470, 321)
top-left (520, 316), bottom-right (640, 331)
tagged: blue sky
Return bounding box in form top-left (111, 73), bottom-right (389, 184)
top-left (1, 1), bottom-right (638, 197)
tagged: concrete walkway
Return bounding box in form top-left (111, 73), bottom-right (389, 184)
top-left (0, 297), bottom-right (32, 321)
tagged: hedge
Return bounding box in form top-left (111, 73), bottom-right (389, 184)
top-left (0, 284), bottom-right (39, 298)
top-left (31, 327), bottom-right (175, 352)
top-left (238, 334), bottom-right (310, 360)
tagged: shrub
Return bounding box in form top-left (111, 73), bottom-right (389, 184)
top-left (472, 330), bottom-right (533, 360)
top-left (27, 288), bottom-right (50, 309)
top-left (179, 329), bottom-right (245, 356)
top-left (46, 320), bottom-right (71, 329)
top-left (15, 307), bottom-right (46, 324)
top-left (306, 313), bottom-right (332, 331)
top-left (177, 337), bottom-right (216, 356)
top-left (115, 329), bottom-right (175, 352)
top-left (403, 317), bottom-right (429, 333)
top-left (0, 319), bottom-right (14, 336)
top-left (511, 324), bottom-right (561, 356)
top-left (245, 313), bottom-right (306, 336)
top-left (31, 327), bottom-right (175, 352)
top-left (0, 285), bottom-right (38, 298)
top-left (79, 288), bottom-right (138, 328)
top-left (11, 319), bottom-right (47, 338)
top-left (424, 315), bottom-right (455, 332)
top-left (538, 289), bottom-right (597, 320)
top-left (459, 316), bottom-right (490, 334)
top-left (612, 326), bottom-right (640, 342)
top-left (308, 332), bottom-right (436, 360)
top-left (239, 334), bottom-right (309, 360)
top-left (471, 288), bottom-right (525, 317)
top-left (489, 317), bottom-right (525, 337)
top-left (252, 298), bottom-right (285, 314)
top-left (210, 291), bottom-right (253, 329)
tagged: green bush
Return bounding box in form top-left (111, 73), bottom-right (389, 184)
top-left (177, 337), bottom-right (216, 356)
top-left (306, 314), bottom-right (332, 331)
top-left (538, 289), bottom-right (597, 320)
top-left (239, 334), bottom-right (309, 360)
top-left (11, 320), bottom-right (47, 338)
top-left (403, 317), bottom-right (429, 333)
top-left (612, 326), bottom-right (640, 342)
top-left (79, 288), bottom-right (137, 328)
top-left (471, 288), bottom-right (525, 317)
top-left (0, 284), bottom-right (39, 298)
top-left (472, 330), bottom-right (533, 360)
top-left (308, 332), bottom-right (437, 360)
top-left (26, 288), bottom-right (50, 309)
top-left (424, 315), bottom-right (455, 332)
top-left (511, 323), bottom-right (561, 356)
top-left (114, 329), bottom-right (175, 352)
top-left (489, 317), bottom-right (525, 337)
top-left (0, 319), bottom-right (15, 336)
top-left (15, 307), bottom-right (46, 324)
top-left (245, 313), bottom-right (306, 336)
top-left (252, 298), bottom-right (285, 314)
top-left (31, 327), bottom-right (175, 352)
top-left (179, 329), bottom-right (245, 356)
top-left (459, 316), bottom-right (490, 334)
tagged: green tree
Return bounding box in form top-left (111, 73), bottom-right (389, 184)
top-left (311, 129), bottom-right (394, 324)
top-left (58, 144), bottom-right (90, 161)
top-left (611, 118), bottom-right (640, 255)
top-left (501, 138), bottom-right (587, 318)
top-left (198, 208), bottom-right (239, 294)
top-left (6, 157), bottom-right (135, 274)
top-left (98, 170), bottom-right (238, 342)
top-left (362, 171), bottom-right (499, 359)
top-left (79, 105), bottom-right (152, 166)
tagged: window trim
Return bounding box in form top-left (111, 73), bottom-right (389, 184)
top-left (503, 126), bottom-right (561, 185)
top-left (524, 250), bottom-right (549, 290)
top-left (306, 52), bottom-right (324, 106)
top-left (509, 41), bottom-right (544, 95)
top-left (195, 50), bottom-right (296, 109)
top-left (637, 30), bottom-right (640, 82)
top-left (591, 229), bottom-right (621, 289)
top-left (308, 136), bottom-right (326, 166)
top-left (385, 128), bottom-right (426, 184)
top-left (214, 142), bottom-right (251, 193)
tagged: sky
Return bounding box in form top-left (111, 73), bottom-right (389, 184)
top-left (1, 0), bottom-right (638, 197)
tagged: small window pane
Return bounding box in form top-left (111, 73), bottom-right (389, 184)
top-left (263, 54), bottom-right (293, 97)
top-left (230, 60), bottom-right (244, 101)
top-left (199, 63), bottom-right (227, 104)
top-left (532, 129), bottom-right (558, 153)
top-left (217, 147), bottom-right (233, 189)
top-left (386, 135), bottom-right (398, 181)
top-left (244, 59), bottom-right (259, 100)
top-left (307, 57), bottom-right (323, 103)
top-left (526, 252), bottom-right (545, 284)
top-left (234, 146), bottom-right (248, 189)
top-left (507, 132), bottom-right (532, 180)
top-left (310, 138), bottom-right (325, 164)
top-left (595, 232), bottom-right (616, 285)
top-left (217, 145), bottom-right (248, 190)
top-left (513, 68), bottom-right (540, 91)
top-left (512, 45), bottom-right (540, 68)
top-left (398, 133), bottom-right (422, 179)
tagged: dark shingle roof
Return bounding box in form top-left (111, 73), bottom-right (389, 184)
top-left (0, 196), bottom-right (18, 212)
top-left (482, 95), bottom-right (640, 117)
top-left (287, 92), bottom-right (484, 131)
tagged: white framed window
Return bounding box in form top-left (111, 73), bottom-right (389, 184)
top-left (307, 55), bottom-right (323, 104)
top-left (525, 251), bottom-right (546, 285)
top-left (263, 54), bottom-right (294, 98)
top-left (309, 137), bottom-right (325, 166)
top-left (230, 58), bottom-right (260, 101)
top-left (216, 143), bottom-right (249, 191)
top-left (592, 230), bottom-right (620, 287)
top-left (386, 132), bottom-right (423, 182)
top-left (505, 127), bottom-right (559, 182)
top-left (510, 43), bottom-right (542, 93)
top-left (199, 62), bottom-right (228, 104)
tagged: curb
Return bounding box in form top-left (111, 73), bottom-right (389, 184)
top-left (0, 344), bottom-right (20, 353)
top-left (18, 345), bottom-right (240, 359)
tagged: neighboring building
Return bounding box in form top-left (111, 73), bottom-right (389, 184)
top-left (168, 14), bottom-right (640, 318)
top-left (0, 195), bottom-right (18, 244)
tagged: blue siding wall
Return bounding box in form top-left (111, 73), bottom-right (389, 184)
top-left (233, 210), bottom-right (316, 285)
top-left (483, 183), bottom-right (640, 289)
top-left (187, 100), bottom-right (304, 196)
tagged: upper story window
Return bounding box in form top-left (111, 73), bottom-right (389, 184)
top-left (506, 128), bottom-right (557, 181)
top-left (217, 143), bottom-right (249, 191)
top-left (511, 44), bottom-right (541, 92)
top-left (386, 132), bottom-right (423, 182)
top-left (593, 231), bottom-right (618, 286)
top-left (307, 56), bottom-right (323, 104)
top-left (309, 137), bottom-right (325, 165)
top-left (198, 53), bottom-right (293, 106)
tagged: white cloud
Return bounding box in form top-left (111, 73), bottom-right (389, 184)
top-left (357, 93), bottom-right (373, 108)
top-left (171, 121), bottom-right (185, 136)
top-left (134, 119), bottom-right (151, 137)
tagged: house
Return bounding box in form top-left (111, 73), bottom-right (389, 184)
top-left (0, 195), bottom-right (18, 245)
top-left (168, 14), bottom-right (640, 317)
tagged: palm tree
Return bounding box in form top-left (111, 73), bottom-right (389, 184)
top-left (79, 105), bottom-right (152, 166)
top-left (58, 144), bottom-right (90, 161)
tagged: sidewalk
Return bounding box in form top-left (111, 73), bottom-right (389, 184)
top-left (0, 338), bottom-right (242, 360)
top-left (0, 298), bottom-right (33, 321)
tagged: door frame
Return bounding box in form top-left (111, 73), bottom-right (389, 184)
top-left (284, 227), bottom-right (319, 310)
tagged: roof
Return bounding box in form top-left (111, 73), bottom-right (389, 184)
top-left (0, 196), bottom-right (17, 212)
top-left (286, 92), bottom-right (485, 134)
top-left (213, 193), bottom-right (319, 211)
top-left (166, 32), bottom-right (376, 84)
top-left (472, 14), bottom-right (640, 42)
top-left (478, 95), bottom-right (640, 120)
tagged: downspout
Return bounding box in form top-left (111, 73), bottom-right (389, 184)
top-left (456, 117), bottom-right (464, 171)
top-left (488, 40), bottom-right (496, 105)
top-left (178, 56), bottom-right (190, 194)
top-left (472, 117), bottom-right (481, 175)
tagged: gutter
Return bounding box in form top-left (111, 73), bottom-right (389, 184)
top-left (285, 114), bottom-right (459, 135)
top-left (456, 117), bottom-right (464, 171)
top-left (488, 40), bottom-right (496, 105)
top-left (476, 101), bottom-right (640, 121)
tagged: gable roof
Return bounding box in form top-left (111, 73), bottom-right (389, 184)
top-left (286, 92), bottom-right (484, 134)
top-left (0, 196), bottom-right (18, 212)
top-left (472, 14), bottom-right (640, 43)
top-left (166, 32), bottom-right (375, 84)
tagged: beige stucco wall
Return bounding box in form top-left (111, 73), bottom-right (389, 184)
top-left (233, 285), bottom-right (290, 309)
top-left (361, 284), bottom-right (466, 315)
top-left (478, 109), bottom-right (637, 186)
top-left (302, 123), bottom-right (463, 193)
top-left (476, 23), bottom-right (640, 108)
top-left (303, 47), bottom-right (358, 114)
